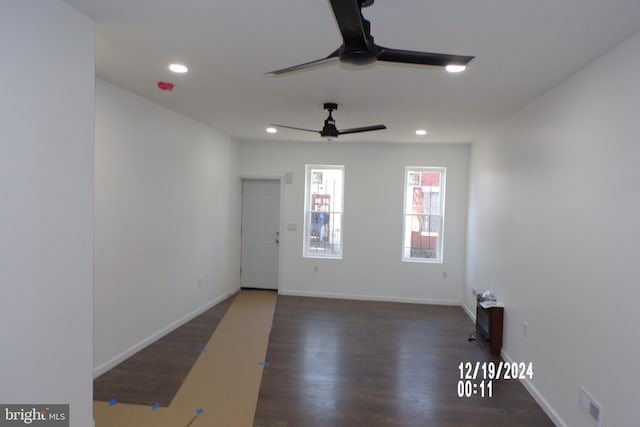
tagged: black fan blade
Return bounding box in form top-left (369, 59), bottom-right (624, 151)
top-left (338, 124), bottom-right (386, 135)
top-left (266, 49), bottom-right (340, 75)
top-left (377, 46), bottom-right (474, 67)
top-left (329, 0), bottom-right (368, 46)
top-left (270, 124), bottom-right (320, 134)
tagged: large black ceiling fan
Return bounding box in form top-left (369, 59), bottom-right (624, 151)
top-left (266, 0), bottom-right (474, 75)
top-left (271, 102), bottom-right (386, 140)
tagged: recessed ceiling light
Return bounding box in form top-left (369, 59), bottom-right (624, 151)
top-left (169, 63), bottom-right (188, 73)
top-left (416, 129), bottom-right (428, 136)
top-left (266, 127), bottom-right (277, 134)
top-left (445, 64), bottom-right (466, 73)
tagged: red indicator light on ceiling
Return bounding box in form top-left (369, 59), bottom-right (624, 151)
top-left (157, 81), bottom-right (174, 91)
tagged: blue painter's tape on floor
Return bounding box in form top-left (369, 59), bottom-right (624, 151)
top-left (196, 408), bottom-right (204, 415)
top-left (108, 398), bottom-right (117, 407)
top-left (197, 348), bottom-right (208, 353)
top-left (259, 361), bottom-right (271, 367)
top-left (152, 403), bottom-right (160, 410)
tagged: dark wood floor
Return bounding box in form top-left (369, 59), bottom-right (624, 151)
top-left (94, 293), bottom-right (553, 426)
top-left (93, 294), bottom-right (235, 407)
top-left (253, 296), bottom-right (554, 427)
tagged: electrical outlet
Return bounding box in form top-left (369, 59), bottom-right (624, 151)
top-left (313, 265), bottom-right (319, 273)
top-left (523, 321), bottom-right (528, 337)
top-left (471, 288), bottom-right (477, 296)
top-left (442, 271), bottom-right (448, 279)
top-left (579, 387), bottom-right (602, 426)
top-left (197, 279), bottom-right (202, 288)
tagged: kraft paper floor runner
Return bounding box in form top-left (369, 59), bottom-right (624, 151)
top-left (94, 290), bottom-right (277, 427)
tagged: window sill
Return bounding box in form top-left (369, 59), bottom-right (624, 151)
top-left (401, 257), bottom-right (443, 264)
top-left (304, 254), bottom-right (343, 260)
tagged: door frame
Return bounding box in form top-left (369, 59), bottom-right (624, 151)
top-left (240, 175), bottom-right (285, 291)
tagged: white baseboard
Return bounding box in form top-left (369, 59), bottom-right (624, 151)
top-left (461, 302), bottom-right (476, 323)
top-left (93, 287), bottom-right (240, 378)
top-left (500, 350), bottom-right (567, 427)
top-left (278, 289), bottom-right (460, 306)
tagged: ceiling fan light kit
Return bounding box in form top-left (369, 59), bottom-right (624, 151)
top-left (267, 0), bottom-right (474, 75)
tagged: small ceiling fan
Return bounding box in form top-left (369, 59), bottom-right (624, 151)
top-left (266, 0), bottom-right (474, 75)
top-left (271, 102), bottom-right (386, 140)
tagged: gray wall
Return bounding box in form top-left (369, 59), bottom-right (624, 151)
top-left (93, 79), bottom-right (241, 374)
top-left (239, 140), bottom-right (470, 304)
top-left (466, 29), bottom-right (640, 427)
top-left (0, 1), bottom-right (95, 425)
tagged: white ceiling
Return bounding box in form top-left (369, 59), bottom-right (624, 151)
top-left (63, 0), bottom-right (640, 143)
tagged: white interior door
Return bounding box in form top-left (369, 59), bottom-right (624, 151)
top-left (241, 179), bottom-right (280, 290)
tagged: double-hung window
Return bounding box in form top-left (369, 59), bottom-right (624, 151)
top-left (304, 165), bottom-right (344, 259)
top-left (402, 167), bottom-right (446, 263)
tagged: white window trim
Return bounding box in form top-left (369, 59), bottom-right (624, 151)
top-left (303, 164), bottom-right (344, 259)
top-left (402, 166), bottom-right (446, 264)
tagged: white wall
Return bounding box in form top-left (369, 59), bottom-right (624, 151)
top-left (0, 1), bottom-right (95, 425)
top-left (465, 30), bottom-right (640, 426)
top-left (239, 141), bottom-right (469, 304)
top-left (94, 79), bottom-right (241, 374)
